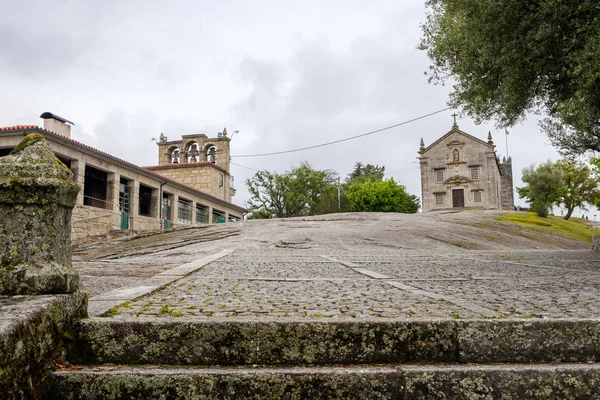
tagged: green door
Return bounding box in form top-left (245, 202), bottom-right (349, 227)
top-left (162, 195), bottom-right (172, 229)
top-left (119, 180), bottom-right (131, 230)
top-left (120, 211), bottom-right (129, 230)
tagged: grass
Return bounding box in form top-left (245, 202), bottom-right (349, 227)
top-left (159, 304), bottom-right (185, 317)
top-left (494, 212), bottom-right (600, 242)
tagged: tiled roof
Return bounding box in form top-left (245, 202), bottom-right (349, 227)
top-left (1, 125), bottom-right (149, 171)
top-left (0, 125), bottom-right (247, 213)
top-left (0, 125), bottom-right (38, 131)
top-left (144, 161), bottom-right (228, 174)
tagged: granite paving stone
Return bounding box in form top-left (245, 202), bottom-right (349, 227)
top-left (103, 248), bottom-right (600, 320)
top-left (112, 277), bottom-right (481, 319)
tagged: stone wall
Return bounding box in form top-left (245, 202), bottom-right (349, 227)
top-left (148, 164), bottom-right (231, 202)
top-left (131, 214), bottom-right (162, 232)
top-left (499, 157), bottom-right (515, 210)
top-left (71, 205), bottom-right (120, 242)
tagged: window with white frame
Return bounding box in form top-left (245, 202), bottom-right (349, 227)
top-left (473, 191), bottom-right (482, 202)
top-left (435, 193), bottom-right (444, 205)
top-left (470, 167), bottom-right (480, 180)
top-left (435, 170), bottom-right (444, 183)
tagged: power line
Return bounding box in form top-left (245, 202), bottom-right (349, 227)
top-left (231, 107), bottom-right (451, 158)
top-left (230, 161), bottom-right (261, 172)
top-left (386, 166), bottom-right (420, 174)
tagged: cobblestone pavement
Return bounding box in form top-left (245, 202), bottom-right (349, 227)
top-left (107, 248), bottom-right (600, 320)
top-left (73, 212), bottom-right (600, 319)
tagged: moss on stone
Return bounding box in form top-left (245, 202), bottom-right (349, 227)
top-left (0, 294), bottom-right (87, 399)
top-left (10, 133), bottom-right (46, 154)
top-left (0, 134), bottom-right (80, 295)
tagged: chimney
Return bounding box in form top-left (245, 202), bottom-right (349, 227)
top-left (40, 112), bottom-right (74, 138)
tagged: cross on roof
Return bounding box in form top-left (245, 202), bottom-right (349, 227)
top-left (451, 113), bottom-right (458, 124)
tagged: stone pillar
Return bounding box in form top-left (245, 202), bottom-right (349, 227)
top-left (70, 160), bottom-right (85, 205)
top-left (207, 205), bottom-right (214, 224)
top-left (150, 187), bottom-right (160, 219)
top-left (172, 194), bottom-right (179, 225)
top-left (128, 180), bottom-right (138, 231)
top-left (107, 172), bottom-right (119, 211)
top-left (593, 235), bottom-right (600, 252)
top-left (0, 134), bottom-right (80, 295)
top-left (191, 200), bottom-right (197, 225)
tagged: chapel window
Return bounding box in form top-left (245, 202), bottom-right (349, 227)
top-left (436, 170), bottom-right (444, 183)
top-left (435, 193), bottom-right (444, 205)
top-left (474, 191), bottom-right (482, 202)
top-left (470, 167), bottom-right (479, 180)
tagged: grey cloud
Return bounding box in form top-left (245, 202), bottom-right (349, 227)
top-left (0, 25), bottom-right (86, 78)
top-left (0, 1), bottom-right (107, 78)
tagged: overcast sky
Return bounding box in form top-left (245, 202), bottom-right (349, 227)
top-left (3, 0), bottom-right (583, 214)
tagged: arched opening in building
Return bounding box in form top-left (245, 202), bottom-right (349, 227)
top-left (206, 145), bottom-right (217, 164)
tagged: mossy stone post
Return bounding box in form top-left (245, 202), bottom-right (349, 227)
top-left (0, 134), bottom-right (80, 294)
top-left (593, 235), bottom-right (600, 252)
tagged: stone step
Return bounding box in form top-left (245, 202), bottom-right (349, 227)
top-left (69, 318), bottom-right (600, 366)
top-left (39, 363), bottom-right (600, 400)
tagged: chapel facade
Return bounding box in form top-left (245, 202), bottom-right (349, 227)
top-left (418, 122), bottom-right (514, 212)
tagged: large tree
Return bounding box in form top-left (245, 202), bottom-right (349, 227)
top-left (591, 157), bottom-right (600, 209)
top-left (420, 0), bottom-right (600, 156)
top-left (553, 160), bottom-right (600, 220)
top-left (345, 162), bottom-right (385, 185)
top-left (346, 179), bottom-right (420, 213)
top-left (517, 161), bottom-right (564, 217)
top-left (246, 163), bottom-right (331, 218)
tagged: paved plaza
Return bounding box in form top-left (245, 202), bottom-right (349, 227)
top-left (73, 212), bottom-right (600, 320)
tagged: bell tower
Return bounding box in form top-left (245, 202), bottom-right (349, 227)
top-left (148, 128), bottom-right (236, 201)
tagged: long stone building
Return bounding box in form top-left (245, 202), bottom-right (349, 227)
top-left (418, 122), bottom-right (514, 212)
top-left (0, 113), bottom-right (247, 241)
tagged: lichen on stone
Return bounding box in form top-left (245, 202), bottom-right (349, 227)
top-left (0, 134), bottom-right (80, 295)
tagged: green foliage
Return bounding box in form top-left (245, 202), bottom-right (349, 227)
top-left (159, 305), bottom-right (170, 315)
top-left (517, 159), bottom-right (600, 219)
top-left (245, 163), bottom-right (332, 218)
top-left (245, 162), bottom-right (419, 217)
top-left (591, 157), bottom-right (600, 208)
top-left (553, 160), bottom-right (600, 220)
top-left (420, 0), bottom-right (600, 156)
top-left (346, 179), bottom-right (420, 213)
top-left (247, 209), bottom-right (272, 220)
top-left (345, 162), bottom-right (385, 185)
top-left (312, 182), bottom-right (350, 215)
top-left (516, 161), bottom-right (563, 217)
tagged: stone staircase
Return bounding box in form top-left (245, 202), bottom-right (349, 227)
top-left (39, 318), bottom-right (600, 399)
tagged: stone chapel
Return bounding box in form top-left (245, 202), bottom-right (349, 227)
top-left (418, 122), bottom-right (514, 212)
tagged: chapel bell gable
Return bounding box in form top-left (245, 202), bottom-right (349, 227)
top-left (157, 129), bottom-right (231, 173)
